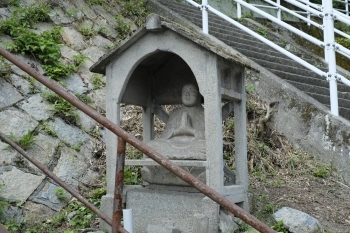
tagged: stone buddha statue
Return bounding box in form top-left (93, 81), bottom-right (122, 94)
top-left (143, 84), bottom-right (236, 187)
top-left (147, 83), bottom-right (206, 160)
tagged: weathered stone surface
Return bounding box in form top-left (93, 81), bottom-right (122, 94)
top-left (0, 166), bottom-right (44, 205)
top-left (141, 166), bottom-right (205, 186)
top-left (30, 22), bottom-right (53, 34)
top-left (0, 7), bottom-right (11, 18)
top-left (77, 111), bottom-right (97, 132)
top-left (192, 214), bottom-right (209, 233)
top-left (0, 165), bottom-right (13, 174)
top-left (61, 27), bottom-right (86, 51)
top-left (53, 146), bottom-right (89, 188)
top-left (89, 87), bottom-right (106, 111)
top-left (0, 141), bottom-right (17, 165)
top-left (10, 55), bottom-right (45, 76)
top-left (0, 108), bottom-right (39, 138)
top-left (78, 59), bottom-right (95, 83)
top-left (72, 0), bottom-right (97, 20)
top-left (0, 205), bottom-right (23, 223)
top-left (81, 46), bottom-right (105, 63)
top-left (19, 94), bottom-right (54, 121)
top-left (272, 207), bottom-right (323, 233)
top-left (93, 19), bottom-right (118, 39)
top-left (91, 35), bottom-right (114, 52)
top-left (147, 225), bottom-right (166, 232)
top-left (48, 118), bottom-right (90, 147)
top-left (23, 201), bottom-right (57, 224)
top-left (219, 210), bottom-right (238, 233)
top-left (48, 8), bottom-right (74, 25)
top-left (126, 188), bottom-right (205, 233)
top-left (60, 45), bottom-right (80, 61)
top-left (9, 74), bottom-right (32, 95)
top-left (31, 182), bottom-right (71, 211)
top-left (80, 169), bottom-right (101, 186)
top-left (26, 133), bottom-right (60, 172)
top-left (91, 5), bottom-right (117, 27)
top-left (0, 79), bottom-right (23, 109)
top-left (62, 73), bottom-right (91, 94)
top-left (0, 34), bottom-right (13, 48)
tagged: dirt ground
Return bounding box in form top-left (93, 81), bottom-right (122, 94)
top-left (249, 165), bottom-right (350, 232)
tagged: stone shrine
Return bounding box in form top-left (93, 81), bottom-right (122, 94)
top-left (90, 13), bottom-right (254, 233)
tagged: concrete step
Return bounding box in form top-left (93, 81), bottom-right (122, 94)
top-left (157, 0), bottom-right (350, 120)
top-left (306, 92), bottom-right (350, 119)
top-left (252, 58), bottom-right (322, 79)
top-left (269, 69), bottom-right (350, 93)
top-left (287, 80), bottom-right (350, 104)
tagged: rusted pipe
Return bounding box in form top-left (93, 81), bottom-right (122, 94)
top-left (0, 131), bottom-right (113, 226)
top-left (118, 225), bottom-right (129, 233)
top-left (0, 47), bottom-right (277, 233)
top-left (112, 138), bottom-right (126, 233)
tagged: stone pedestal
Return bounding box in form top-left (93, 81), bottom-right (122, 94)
top-left (126, 187), bottom-right (219, 233)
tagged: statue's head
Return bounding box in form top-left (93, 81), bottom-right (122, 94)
top-left (182, 83), bottom-right (200, 107)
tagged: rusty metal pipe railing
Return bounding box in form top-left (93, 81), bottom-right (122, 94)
top-left (0, 132), bottom-right (129, 233)
top-left (0, 132), bottom-right (112, 226)
top-left (0, 47), bottom-right (277, 233)
top-left (112, 138), bottom-right (126, 233)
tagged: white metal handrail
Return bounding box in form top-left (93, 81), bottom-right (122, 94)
top-left (184, 0), bottom-right (350, 116)
top-left (235, 0), bottom-right (350, 60)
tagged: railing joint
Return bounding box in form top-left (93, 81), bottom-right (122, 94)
top-left (326, 72), bottom-right (340, 81)
top-left (200, 5), bottom-right (208, 11)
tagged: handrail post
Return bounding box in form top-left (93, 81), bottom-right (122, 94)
top-left (112, 138), bottom-right (127, 233)
top-left (202, 0), bottom-right (209, 33)
top-left (323, 0), bottom-right (339, 116)
top-left (306, 0), bottom-right (310, 26)
top-left (237, 2), bottom-right (242, 19)
top-left (277, 0), bottom-right (281, 20)
top-left (346, 0), bottom-right (349, 16)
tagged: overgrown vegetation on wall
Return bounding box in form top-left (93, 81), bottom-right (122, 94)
top-left (0, 0), bottom-right (148, 232)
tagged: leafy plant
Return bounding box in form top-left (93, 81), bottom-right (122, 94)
top-left (87, 0), bottom-right (105, 6)
top-left (71, 144), bottom-right (81, 152)
top-left (18, 130), bottom-right (36, 149)
top-left (92, 74), bottom-right (105, 89)
top-left (0, 3), bottom-right (86, 82)
top-left (8, 130), bottom-right (36, 150)
top-left (245, 84), bottom-right (255, 93)
top-left (66, 200), bottom-right (97, 228)
top-left (336, 37), bottom-right (350, 50)
top-left (0, 61), bottom-right (11, 80)
top-left (272, 220), bottom-right (289, 233)
top-left (78, 25), bottom-right (97, 37)
top-left (9, 2), bottom-right (50, 29)
top-left (39, 122), bottom-right (57, 137)
top-left (42, 92), bottom-right (78, 124)
top-left (54, 188), bottom-right (70, 201)
top-left (76, 93), bottom-right (92, 104)
top-left (263, 202), bottom-right (275, 214)
top-left (4, 221), bottom-right (24, 233)
top-left (116, 15), bottom-right (132, 39)
top-left (0, 184), bottom-right (10, 216)
top-left (311, 166), bottom-right (330, 178)
top-left (124, 166), bottom-right (141, 185)
top-left (121, 0), bottom-right (148, 26)
top-left (257, 28), bottom-right (268, 37)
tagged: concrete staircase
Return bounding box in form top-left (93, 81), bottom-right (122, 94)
top-left (152, 0), bottom-right (350, 120)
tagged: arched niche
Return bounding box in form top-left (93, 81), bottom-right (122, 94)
top-left (121, 51), bottom-right (202, 107)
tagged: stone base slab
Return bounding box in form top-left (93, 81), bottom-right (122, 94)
top-left (126, 187), bottom-right (218, 233)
